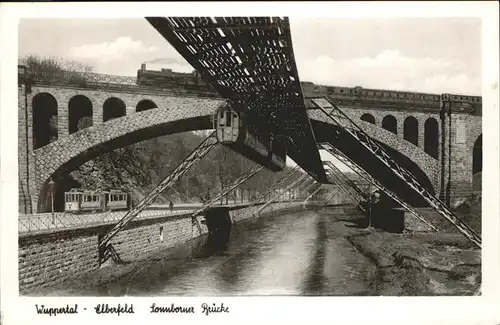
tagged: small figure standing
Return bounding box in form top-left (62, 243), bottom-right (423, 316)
top-left (169, 200), bottom-right (174, 213)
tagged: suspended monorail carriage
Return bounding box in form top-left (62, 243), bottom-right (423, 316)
top-left (216, 106), bottom-right (287, 172)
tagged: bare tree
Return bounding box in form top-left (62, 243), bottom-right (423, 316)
top-left (20, 55), bottom-right (93, 86)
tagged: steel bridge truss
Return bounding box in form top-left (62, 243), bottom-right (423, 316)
top-left (253, 173), bottom-right (310, 215)
top-left (303, 184), bottom-right (324, 204)
top-left (232, 165), bottom-right (301, 219)
top-left (313, 96), bottom-right (481, 247)
top-left (322, 160), bottom-right (368, 213)
top-left (266, 177), bottom-right (318, 212)
top-left (326, 175), bottom-right (365, 212)
top-left (297, 175), bottom-right (316, 192)
top-left (98, 132), bottom-right (218, 254)
top-left (323, 161), bottom-right (368, 201)
top-left (323, 187), bottom-right (342, 207)
top-left (320, 142), bottom-right (440, 232)
top-left (190, 164), bottom-right (264, 225)
top-left (146, 17), bottom-right (328, 183)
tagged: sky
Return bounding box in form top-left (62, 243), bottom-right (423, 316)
top-left (18, 17), bottom-right (481, 95)
top-left (17, 17), bottom-right (482, 171)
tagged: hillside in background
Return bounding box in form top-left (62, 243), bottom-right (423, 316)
top-left (71, 132), bottom-right (309, 205)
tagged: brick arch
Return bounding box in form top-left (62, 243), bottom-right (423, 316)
top-left (424, 117), bottom-right (439, 159)
top-left (103, 97), bottom-right (126, 122)
top-left (32, 97), bottom-right (440, 212)
top-left (48, 89), bottom-right (101, 130)
top-left (136, 99), bottom-right (158, 112)
top-left (403, 116), bottom-right (418, 146)
top-left (68, 94), bottom-right (93, 134)
top-left (33, 97), bottom-right (224, 212)
top-left (308, 109), bottom-right (439, 194)
top-left (360, 113), bottom-right (375, 124)
top-left (382, 114), bottom-right (398, 134)
top-left (32, 92), bottom-right (58, 149)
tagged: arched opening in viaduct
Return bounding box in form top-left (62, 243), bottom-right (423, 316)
top-left (37, 175), bottom-right (82, 213)
top-left (35, 111), bottom-right (215, 213)
top-left (136, 99), bottom-right (158, 112)
top-left (103, 97), bottom-right (126, 122)
top-left (424, 118), bottom-right (439, 159)
top-left (360, 113), bottom-right (375, 124)
top-left (68, 95), bottom-right (93, 134)
top-left (32, 93), bottom-right (58, 149)
top-left (382, 115), bottom-right (397, 134)
top-left (403, 116), bottom-right (418, 146)
top-left (473, 134), bottom-right (482, 174)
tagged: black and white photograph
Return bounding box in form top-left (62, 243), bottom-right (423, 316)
top-left (1, 2), bottom-right (499, 325)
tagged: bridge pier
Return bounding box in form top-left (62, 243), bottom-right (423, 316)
top-left (205, 207), bottom-right (232, 247)
top-left (440, 94), bottom-right (482, 206)
top-left (18, 80), bottom-right (36, 214)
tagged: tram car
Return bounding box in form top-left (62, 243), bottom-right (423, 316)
top-left (216, 106), bottom-right (286, 172)
top-left (64, 188), bottom-right (130, 213)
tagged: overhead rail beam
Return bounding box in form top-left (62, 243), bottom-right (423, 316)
top-left (146, 16), bottom-right (328, 183)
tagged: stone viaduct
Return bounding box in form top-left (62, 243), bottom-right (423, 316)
top-left (17, 68), bottom-right (482, 214)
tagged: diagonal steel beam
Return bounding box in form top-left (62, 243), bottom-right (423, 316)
top-left (303, 184), bottom-right (324, 204)
top-left (323, 160), bottom-right (368, 201)
top-left (320, 142), bottom-right (439, 232)
top-left (326, 161), bottom-right (369, 200)
top-left (324, 168), bottom-right (366, 213)
top-left (253, 173), bottom-right (309, 215)
top-left (99, 132), bottom-right (218, 250)
top-left (190, 164), bottom-right (264, 219)
top-left (232, 165), bottom-right (301, 219)
top-left (322, 161), bottom-right (366, 208)
top-left (323, 187), bottom-right (342, 206)
top-left (295, 176), bottom-right (315, 194)
top-left (276, 180), bottom-right (318, 210)
top-left (312, 98), bottom-right (480, 248)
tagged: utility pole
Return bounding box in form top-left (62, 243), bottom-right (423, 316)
top-left (49, 179), bottom-right (55, 224)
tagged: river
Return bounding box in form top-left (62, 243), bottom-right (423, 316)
top-left (73, 206), bottom-right (377, 296)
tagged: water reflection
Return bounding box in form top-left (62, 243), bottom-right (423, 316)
top-left (94, 207), bottom-right (376, 296)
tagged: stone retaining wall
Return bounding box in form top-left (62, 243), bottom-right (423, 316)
top-left (18, 201), bottom-right (312, 294)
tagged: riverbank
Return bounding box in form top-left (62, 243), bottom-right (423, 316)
top-left (23, 204), bottom-right (480, 296)
top-left (340, 213), bottom-right (481, 296)
top-left (22, 202), bottom-right (318, 296)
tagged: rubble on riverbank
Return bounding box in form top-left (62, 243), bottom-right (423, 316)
top-left (346, 230), bottom-right (480, 296)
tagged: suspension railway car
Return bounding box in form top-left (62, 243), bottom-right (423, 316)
top-left (216, 107), bottom-right (287, 172)
top-left (64, 189), bottom-right (130, 213)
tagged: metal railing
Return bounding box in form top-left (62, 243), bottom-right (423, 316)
top-left (18, 199), bottom-right (264, 235)
top-left (18, 66), bottom-right (217, 95)
top-left (18, 209), bottom-right (189, 235)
